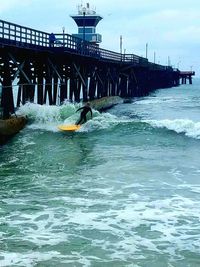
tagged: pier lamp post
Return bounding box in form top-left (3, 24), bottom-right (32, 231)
top-left (123, 48), bottom-right (126, 61)
top-left (154, 52), bottom-right (156, 64)
top-left (145, 43), bottom-right (148, 59)
top-left (82, 7), bottom-right (86, 42)
top-left (120, 35), bottom-right (122, 54)
top-left (62, 26), bottom-right (65, 47)
top-left (168, 56), bottom-right (171, 66)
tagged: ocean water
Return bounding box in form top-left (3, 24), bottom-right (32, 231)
top-left (0, 79), bottom-right (200, 267)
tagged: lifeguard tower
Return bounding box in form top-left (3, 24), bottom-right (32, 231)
top-left (71, 3), bottom-right (102, 44)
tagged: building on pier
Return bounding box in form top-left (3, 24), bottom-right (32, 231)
top-left (71, 3), bottom-right (102, 44)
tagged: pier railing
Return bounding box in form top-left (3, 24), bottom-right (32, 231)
top-left (0, 19), bottom-right (49, 47)
top-left (0, 19), bottom-right (169, 70)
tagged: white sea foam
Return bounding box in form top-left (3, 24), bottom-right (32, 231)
top-left (17, 102), bottom-right (62, 122)
top-left (144, 119), bottom-right (200, 139)
top-left (4, 208), bottom-right (69, 246)
top-left (16, 102), bottom-right (121, 132)
top-left (135, 96), bottom-right (183, 105)
top-left (1, 183), bottom-right (200, 266)
top-left (0, 251), bottom-right (61, 267)
top-left (78, 112), bottom-right (120, 132)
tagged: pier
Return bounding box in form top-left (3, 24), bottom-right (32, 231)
top-left (0, 18), bottom-right (181, 120)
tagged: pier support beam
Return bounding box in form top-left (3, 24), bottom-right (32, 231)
top-left (1, 56), bottom-right (14, 119)
top-left (0, 43), bottom-right (187, 116)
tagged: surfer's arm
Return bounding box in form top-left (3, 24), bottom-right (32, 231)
top-left (76, 107), bottom-right (83, 112)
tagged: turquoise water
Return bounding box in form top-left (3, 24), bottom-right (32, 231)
top-left (1, 80), bottom-right (200, 267)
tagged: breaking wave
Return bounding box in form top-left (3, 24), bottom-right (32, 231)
top-left (16, 102), bottom-right (122, 132)
top-left (144, 119), bottom-right (200, 139)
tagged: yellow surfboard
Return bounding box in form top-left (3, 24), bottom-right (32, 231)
top-left (58, 124), bottom-right (81, 132)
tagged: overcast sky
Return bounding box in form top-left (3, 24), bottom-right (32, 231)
top-left (1, 0), bottom-right (199, 75)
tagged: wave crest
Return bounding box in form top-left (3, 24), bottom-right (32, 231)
top-left (145, 119), bottom-right (200, 139)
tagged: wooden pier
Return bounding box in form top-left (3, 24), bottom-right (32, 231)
top-left (0, 19), bottom-right (181, 120)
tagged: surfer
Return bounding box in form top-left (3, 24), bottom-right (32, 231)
top-left (75, 102), bottom-right (93, 125)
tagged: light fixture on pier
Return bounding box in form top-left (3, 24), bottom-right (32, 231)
top-left (62, 26), bottom-right (65, 46)
top-left (82, 7), bottom-right (86, 41)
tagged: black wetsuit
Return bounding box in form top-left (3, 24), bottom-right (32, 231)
top-left (76, 105), bottom-right (93, 125)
